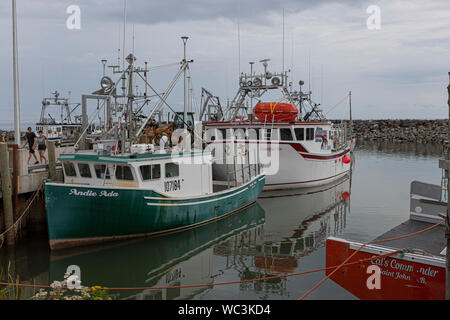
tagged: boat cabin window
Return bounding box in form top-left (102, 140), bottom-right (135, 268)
top-left (306, 128), bottom-right (315, 141)
top-left (219, 129), bottom-right (227, 140)
top-left (271, 129), bottom-right (279, 140)
top-left (94, 164), bottom-right (111, 180)
top-left (165, 163), bottom-right (179, 178)
top-left (140, 164), bottom-right (161, 181)
top-left (294, 128), bottom-right (304, 141)
top-left (63, 162), bottom-right (77, 177)
top-left (280, 128), bottom-right (293, 141)
top-left (116, 165), bottom-right (135, 181)
top-left (77, 163), bottom-right (92, 178)
top-left (247, 128), bottom-right (258, 140)
top-left (234, 128), bottom-right (245, 140)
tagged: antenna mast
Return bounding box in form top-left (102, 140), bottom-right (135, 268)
top-left (182, 36), bottom-right (189, 130)
top-left (282, 7), bottom-right (285, 73)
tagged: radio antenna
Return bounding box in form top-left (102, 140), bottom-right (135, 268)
top-left (122, 0), bottom-right (127, 71)
top-left (282, 6), bottom-right (285, 73)
top-left (237, 16), bottom-right (241, 78)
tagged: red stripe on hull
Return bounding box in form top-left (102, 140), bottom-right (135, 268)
top-left (265, 170), bottom-right (349, 186)
top-left (300, 149), bottom-right (350, 160)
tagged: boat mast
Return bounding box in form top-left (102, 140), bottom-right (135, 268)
top-left (182, 36), bottom-right (189, 130)
top-left (12, 0), bottom-right (21, 144)
top-left (349, 91), bottom-right (353, 140)
top-left (282, 7), bottom-right (285, 75)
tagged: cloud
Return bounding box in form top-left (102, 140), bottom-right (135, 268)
top-left (0, 0), bottom-right (449, 126)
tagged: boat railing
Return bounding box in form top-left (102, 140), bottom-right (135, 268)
top-left (225, 151), bottom-right (261, 188)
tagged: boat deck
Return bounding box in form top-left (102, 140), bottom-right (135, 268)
top-left (374, 219), bottom-right (446, 256)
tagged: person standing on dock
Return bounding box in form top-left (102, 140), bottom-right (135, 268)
top-left (22, 127), bottom-right (39, 165)
top-left (37, 130), bottom-right (48, 164)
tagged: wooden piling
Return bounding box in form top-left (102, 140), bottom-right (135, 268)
top-left (0, 142), bottom-right (15, 246)
top-left (48, 140), bottom-right (57, 181)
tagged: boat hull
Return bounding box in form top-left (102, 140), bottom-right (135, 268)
top-left (44, 174), bottom-right (265, 250)
top-left (212, 142), bottom-right (351, 190)
top-left (326, 237), bottom-right (446, 300)
top-left (263, 143), bottom-right (351, 190)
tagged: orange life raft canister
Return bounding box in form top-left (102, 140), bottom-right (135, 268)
top-left (254, 102), bottom-right (298, 122)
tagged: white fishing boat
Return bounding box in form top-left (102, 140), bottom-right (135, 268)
top-left (36, 91), bottom-right (82, 146)
top-left (201, 59), bottom-right (353, 190)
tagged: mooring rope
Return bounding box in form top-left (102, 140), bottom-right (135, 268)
top-left (0, 180), bottom-right (45, 248)
top-left (0, 249), bottom-right (403, 291)
top-left (0, 209), bottom-right (444, 295)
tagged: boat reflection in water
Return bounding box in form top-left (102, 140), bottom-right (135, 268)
top-left (212, 175), bottom-right (351, 296)
top-left (49, 203), bottom-right (265, 300)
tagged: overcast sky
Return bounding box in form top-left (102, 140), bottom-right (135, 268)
top-left (0, 0), bottom-right (449, 127)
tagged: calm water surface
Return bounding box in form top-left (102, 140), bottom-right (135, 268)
top-left (0, 141), bottom-right (444, 300)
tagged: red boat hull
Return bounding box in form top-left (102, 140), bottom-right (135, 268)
top-left (254, 102), bottom-right (298, 122)
top-left (326, 238), bottom-right (445, 300)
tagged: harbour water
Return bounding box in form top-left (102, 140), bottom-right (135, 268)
top-left (0, 141), bottom-right (444, 300)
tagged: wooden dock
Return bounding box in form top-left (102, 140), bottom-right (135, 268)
top-left (1, 143), bottom-right (73, 246)
top-left (0, 144), bottom-right (73, 198)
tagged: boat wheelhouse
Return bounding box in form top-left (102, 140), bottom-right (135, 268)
top-left (45, 149), bottom-right (265, 250)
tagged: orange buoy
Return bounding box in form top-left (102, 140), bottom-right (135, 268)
top-left (342, 155), bottom-right (351, 164)
top-left (254, 102), bottom-right (298, 122)
top-left (341, 192), bottom-right (350, 201)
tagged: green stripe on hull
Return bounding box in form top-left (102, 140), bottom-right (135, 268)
top-left (44, 175), bottom-right (265, 249)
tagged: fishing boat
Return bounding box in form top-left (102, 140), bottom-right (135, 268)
top-left (326, 179), bottom-right (446, 299)
top-left (201, 59), bottom-right (353, 190)
top-left (325, 74), bottom-right (450, 300)
top-left (36, 91), bottom-right (82, 146)
top-left (45, 148), bottom-right (265, 250)
top-left (44, 39), bottom-right (265, 250)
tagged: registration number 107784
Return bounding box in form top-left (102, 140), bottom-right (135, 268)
top-left (164, 180), bottom-right (181, 192)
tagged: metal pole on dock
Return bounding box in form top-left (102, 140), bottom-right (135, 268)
top-left (48, 141), bottom-right (57, 181)
top-left (446, 71), bottom-right (450, 300)
top-left (12, 0), bottom-right (21, 145)
top-left (0, 143), bottom-right (15, 246)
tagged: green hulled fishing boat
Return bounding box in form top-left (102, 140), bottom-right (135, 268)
top-left (44, 38), bottom-right (265, 250)
top-left (45, 149), bottom-right (265, 250)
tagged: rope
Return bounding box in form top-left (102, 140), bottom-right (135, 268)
top-left (298, 219), bottom-right (445, 300)
top-left (0, 180), bottom-right (45, 248)
top-left (324, 94), bottom-right (349, 116)
top-left (0, 249), bottom-right (403, 291)
top-left (0, 216), bottom-right (443, 294)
